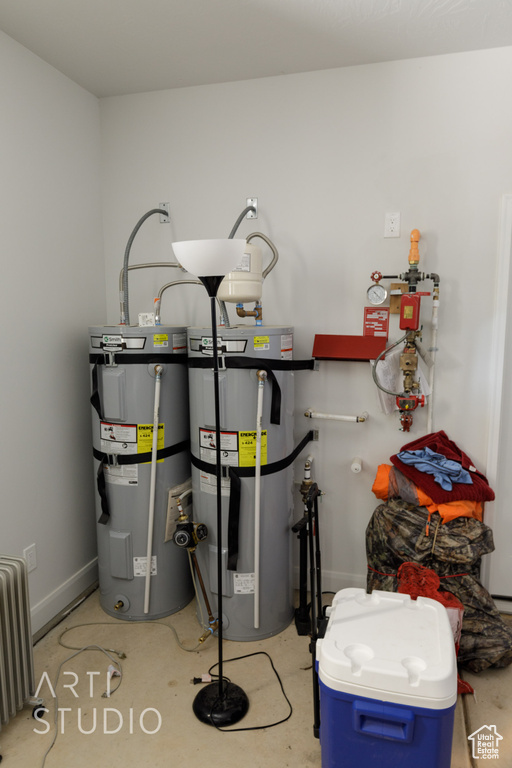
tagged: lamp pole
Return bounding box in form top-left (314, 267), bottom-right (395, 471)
top-left (191, 276), bottom-right (249, 727)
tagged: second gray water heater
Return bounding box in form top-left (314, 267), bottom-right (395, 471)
top-left (188, 325), bottom-right (295, 641)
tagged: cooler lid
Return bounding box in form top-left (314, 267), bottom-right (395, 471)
top-left (316, 589), bottom-right (457, 706)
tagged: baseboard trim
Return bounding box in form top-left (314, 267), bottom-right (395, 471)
top-left (30, 557), bottom-right (99, 635)
top-left (293, 566), bottom-right (367, 595)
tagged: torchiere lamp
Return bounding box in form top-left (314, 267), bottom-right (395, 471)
top-left (172, 237), bottom-right (250, 726)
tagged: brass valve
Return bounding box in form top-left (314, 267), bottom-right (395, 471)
top-left (199, 619), bottom-right (219, 644)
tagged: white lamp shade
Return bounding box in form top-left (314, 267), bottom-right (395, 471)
top-left (172, 238), bottom-right (246, 277)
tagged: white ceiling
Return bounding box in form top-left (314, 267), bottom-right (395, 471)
top-left (1, 0), bottom-right (512, 98)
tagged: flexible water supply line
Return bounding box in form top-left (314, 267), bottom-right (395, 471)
top-left (246, 232), bottom-right (279, 278)
top-left (371, 332), bottom-right (410, 396)
top-left (218, 300), bottom-right (231, 328)
top-left (118, 262), bottom-right (181, 325)
top-left (121, 209), bottom-right (169, 326)
top-left (154, 279), bottom-right (202, 324)
top-left (254, 370), bottom-right (267, 629)
top-left (144, 365), bottom-right (163, 614)
top-left (228, 205), bottom-right (256, 239)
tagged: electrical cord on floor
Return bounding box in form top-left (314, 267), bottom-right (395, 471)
top-left (38, 615), bottom-right (205, 766)
top-left (57, 566), bottom-right (215, 656)
top-left (58, 619), bottom-right (204, 657)
top-left (38, 645), bottom-right (123, 768)
top-left (203, 651), bottom-right (293, 732)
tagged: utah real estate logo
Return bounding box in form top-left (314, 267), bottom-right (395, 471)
top-left (468, 725), bottom-right (503, 760)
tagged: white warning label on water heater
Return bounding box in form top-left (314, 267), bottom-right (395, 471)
top-left (172, 332), bottom-right (187, 352)
top-left (133, 556), bottom-right (157, 577)
top-left (281, 333), bottom-right (293, 360)
top-left (104, 464), bottom-right (138, 486)
top-left (233, 573), bottom-right (255, 594)
top-left (199, 472), bottom-right (231, 497)
top-left (199, 428), bottom-right (239, 466)
top-left (100, 422), bottom-right (137, 454)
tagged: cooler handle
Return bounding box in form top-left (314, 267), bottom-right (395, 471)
top-left (353, 700), bottom-right (415, 743)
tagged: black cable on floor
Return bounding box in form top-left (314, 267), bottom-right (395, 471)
top-left (206, 651), bottom-right (293, 732)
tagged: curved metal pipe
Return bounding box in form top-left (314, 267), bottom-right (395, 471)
top-left (228, 205), bottom-right (256, 239)
top-left (121, 209), bottom-right (169, 325)
top-left (223, 205), bottom-right (257, 326)
top-left (154, 279), bottom-right (202, 324)
top-left (371, 332), bottom-right (410, 396)
top-left (246, 232), bottom-right (279, 279)
top-left (119, 262), bottom-right (181, 324)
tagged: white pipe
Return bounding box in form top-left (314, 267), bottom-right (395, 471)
top-left (254, 370), bottom-right (267, 629)
top-left (304, 409), bottom-right (369, 423)
top-left (144, 365), bottom-right (163, 614)
top-left (427, 294), bottom-right (439, 433)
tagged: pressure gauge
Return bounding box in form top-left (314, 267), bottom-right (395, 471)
top-left (367, 283), bottom-right (388, 305)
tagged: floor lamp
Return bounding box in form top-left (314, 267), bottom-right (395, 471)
top-left (172, 238), bottom-right (250, 727)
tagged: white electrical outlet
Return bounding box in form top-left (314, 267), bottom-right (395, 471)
top-left (23, 543), bottom-right (37, 572)
top-left (384, 212), bottom-right (400, 238)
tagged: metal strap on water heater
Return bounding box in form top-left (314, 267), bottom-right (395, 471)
top-left (89, 353), bottom-right (187, 421)
top-left (93, 440), bottom-right (190, 525)
top-left (188, 356), bottom-right (316, 425)
top-left (191, 430), bottom-right (315, 570)
top-left (90, 355), bottom-right (190, 525)
top-left (89, 353), bottom-right (188, 365)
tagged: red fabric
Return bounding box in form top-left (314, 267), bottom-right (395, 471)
top-left (396, 562), bottom-right (474, 696)
top-left (390, 430), bottom-right (494, 504)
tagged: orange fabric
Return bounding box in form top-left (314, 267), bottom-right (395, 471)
top-left (430, 499), bottom-right (483, 524)
top-left (372, 464), bottom-right (484, 523)
top-left (372, 464), bottom-right (392, 500)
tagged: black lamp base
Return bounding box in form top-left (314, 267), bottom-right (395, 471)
top-left (193, 681), bottom-right (249, 727)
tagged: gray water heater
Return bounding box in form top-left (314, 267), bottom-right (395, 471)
top-left (89, 325), bottom-right (193, 620)
top-left (188, 325), bottom-right (295, 641)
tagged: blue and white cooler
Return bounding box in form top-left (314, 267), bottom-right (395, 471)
top-left (316, 588), bottom-right (457, 768)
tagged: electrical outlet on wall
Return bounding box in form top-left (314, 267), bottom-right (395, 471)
top-left (384, 212), bottom-right (400, 238)
top-left (23, 543), bottom-right (37, 572)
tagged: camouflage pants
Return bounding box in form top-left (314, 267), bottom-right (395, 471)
top-left (366, 499), bottom-right (512, 672)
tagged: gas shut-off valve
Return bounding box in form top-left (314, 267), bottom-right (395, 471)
top-left (369, 230), bottom-right (440, 432)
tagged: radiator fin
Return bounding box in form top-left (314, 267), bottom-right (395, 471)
top-left (0, 556), bottom-right (35, 731)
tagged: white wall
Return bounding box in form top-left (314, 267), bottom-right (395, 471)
top-left (0, 32), bottom-right (105, 631)
top-left (2, 33), bottom-right (509, 637)
top-left (99, 46), bottom-right (512, 592)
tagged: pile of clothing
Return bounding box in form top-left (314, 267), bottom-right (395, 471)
top-left (366, 430), bottom-right (512, 673)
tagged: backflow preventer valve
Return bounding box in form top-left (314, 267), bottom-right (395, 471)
top-left (370, 230), bottom-right (440, 432)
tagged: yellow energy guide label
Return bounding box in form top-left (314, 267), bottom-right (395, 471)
top-left (137, 423), bottom-right (165, 462)
top-left (239, 430), bottom-right (267, 467)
